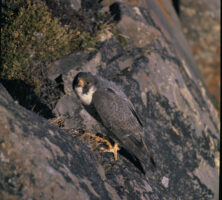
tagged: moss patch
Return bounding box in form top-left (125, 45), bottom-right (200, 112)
top-left (1, 0), bottom-right (100, 116)
top-left (1, 0), bottom-right (98, 82)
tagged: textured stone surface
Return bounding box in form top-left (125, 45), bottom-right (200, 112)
top-left (0, 0), bottom-right (220, 199)
top-left (180, 0), bottom-right (220, 111)
top-left (48, 1), bottom-right (219, 199)
top-left (0, 84), bottom-right (111, 200)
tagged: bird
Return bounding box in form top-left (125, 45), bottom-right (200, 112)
top-left (73, 72), bottom-right (155, 173)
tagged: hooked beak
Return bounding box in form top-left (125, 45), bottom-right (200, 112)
top-left (78, 78), bottom-right (85, 88)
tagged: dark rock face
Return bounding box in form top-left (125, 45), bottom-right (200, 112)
top-left (0, 84), bottom-right (111, 200)
top-left (0, 0), bottom-right (219, 199)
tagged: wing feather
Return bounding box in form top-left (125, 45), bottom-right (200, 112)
top-left (92, 88), bottom-right (144, 149)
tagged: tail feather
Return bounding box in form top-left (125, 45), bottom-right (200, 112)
top-left (137, 139), bottom-right (156, 173)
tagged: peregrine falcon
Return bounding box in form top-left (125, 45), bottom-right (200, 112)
top-left (73, 72), bottom-right (155, 173)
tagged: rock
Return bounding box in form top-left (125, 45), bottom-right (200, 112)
top-left (180, 0), bottom-right (220, 110)
top-left (0, 84), bottom-right (111, 200)
top-left (1, 0), bottom-right (220, 199)
top-left (48, 0), bottom-right (219, 199)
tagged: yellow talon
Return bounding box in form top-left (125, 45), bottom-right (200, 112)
top-left (100, 143), bottom-right (120, 161)
top-left (81, 132), bottom-right (120, 161)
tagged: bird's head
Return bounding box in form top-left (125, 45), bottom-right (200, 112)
top-left (73, 72), bottom-right (97, 105)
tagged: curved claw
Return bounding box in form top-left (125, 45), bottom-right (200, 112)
top-left (100, 143), bottom-right (120, 161)
top-left (82, 132), bottom-right (120, 160)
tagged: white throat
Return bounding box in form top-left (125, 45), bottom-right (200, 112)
top-left (75, 86), bottom-right (96, 105)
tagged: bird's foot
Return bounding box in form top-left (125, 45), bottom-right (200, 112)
top-left (100, 143), bottom-right (120, 161)
top-left (82, 132), bottom-right (120, 161)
